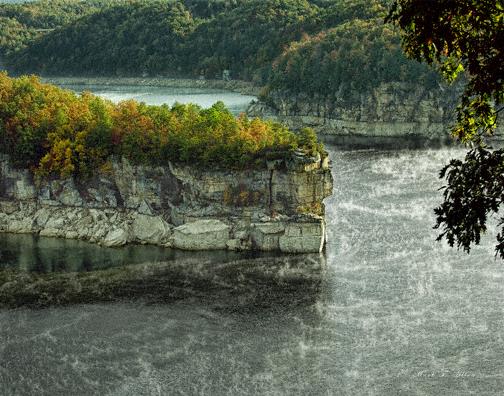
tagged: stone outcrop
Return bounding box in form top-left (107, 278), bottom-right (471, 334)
top-left (0, 153), bottom-right (333, 253)
top-left (173, 219), bottom-right (230, 251)
top-left (248, 82), bottom-right (462, 139)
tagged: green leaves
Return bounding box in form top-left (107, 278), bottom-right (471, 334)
top-left (453, 93), bottom-right (498, 143)
top-left (389, 0), bottom-right (504, 256)
top-left (3, 0), bottom-right (321, 81)
top-left (439, 57), bottom-right (464, 83)
top-left (388, 0), bottom-right (503, 144)
top-left (267, 17), bottom-right (440, 99)
top-left (434, 148), bottom-right (504, 258)
top-left (0, 73), bottom-right (323, 176)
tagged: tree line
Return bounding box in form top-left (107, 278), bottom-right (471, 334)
top-left (0, 0), bottom-right (439, 98)
top-left (0, 73), bottom-right (323, 176)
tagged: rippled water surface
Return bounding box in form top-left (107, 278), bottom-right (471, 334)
top-left (1, 146), bottom-right (504, 395)
top-left (60, 84), bottom-right (256, 115)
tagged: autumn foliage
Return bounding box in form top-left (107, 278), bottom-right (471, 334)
top-left (0, 73), bottom-right (322, 177)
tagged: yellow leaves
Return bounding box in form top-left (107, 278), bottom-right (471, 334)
top-left (1, 73), bottom-right (322, 174)
top-left (0, 72), bottom-right (14, 104)
top-left (247, 118), bottom-right (269, 142)
top-left (99, 161), bottom-right (113, 175)
top-left (111, 100), bottom-right (155, 140)
top-left (38, 138), bottom-right (75, 178)
top-left (235, 116), bottom-right (277, 152)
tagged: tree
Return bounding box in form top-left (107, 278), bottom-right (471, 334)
top-left (387, 0), bottom-right (504, 256)
top-left (0, 73), bottom-right (324, 176)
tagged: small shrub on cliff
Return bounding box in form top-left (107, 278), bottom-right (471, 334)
top-left (297, 127), bottom-right (324, 156)
top-left (0, 73), bottom-right (324, 177)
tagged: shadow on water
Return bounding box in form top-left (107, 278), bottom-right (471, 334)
top-left (0, 234), bottom-right (327, 310)
top-left (321, 133), bottom-right (504, 151)
top-left (320, 134), bottom-right (457, 151)
top-left (0, 233), bottom-right (271, 273)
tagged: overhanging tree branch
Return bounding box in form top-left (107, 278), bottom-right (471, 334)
top-left (388, 0), bottom-right (504, 257)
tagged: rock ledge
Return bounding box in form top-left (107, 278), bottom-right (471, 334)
top-left (0, 154), bottom-right (333, 253)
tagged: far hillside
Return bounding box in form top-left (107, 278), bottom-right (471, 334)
top-left (1, 0), bottom-right (439, 97)
top-left (2, 0), bottom-right (459, 140)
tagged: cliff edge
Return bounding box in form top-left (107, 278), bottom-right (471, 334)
top-left (248, 82), bottom-right (460, 140)
top-left (0, 153), bottom-right (333, 253)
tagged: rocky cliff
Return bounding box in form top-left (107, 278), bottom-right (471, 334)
top-left (0, 153), bottom-right (333, 253)
top-left (248, 82), bottom-right (461, 140)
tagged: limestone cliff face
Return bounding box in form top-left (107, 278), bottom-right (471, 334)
top-left (0, 153), bottom-right (333, 253)
top-left (248, 82), bottom-right (460, 139)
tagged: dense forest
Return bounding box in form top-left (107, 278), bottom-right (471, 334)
top-left (0, 0), bottom-right (439, 98)
top-left (0, 0), bottom-right (118, 56)
top-left (268, 19), bottom-right (439, 99)
top-left (0, 73), bottom-right (323, 175)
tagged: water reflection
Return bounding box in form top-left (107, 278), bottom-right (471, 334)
top-left (0, 240), bottom-right (326, 309)
top-left (60, 84), bottom-right (256, 115)
top-left (0, 233), bottom-right (273, 274)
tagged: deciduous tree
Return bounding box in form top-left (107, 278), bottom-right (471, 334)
top-left (387, 0), bottom-right (504, 256)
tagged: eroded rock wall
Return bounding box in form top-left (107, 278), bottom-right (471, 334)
top-left (0, 154), bottom-right (333, 253)
top-left (248, 82), bottom-right (461, 139)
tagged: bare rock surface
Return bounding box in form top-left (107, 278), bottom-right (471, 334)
top-left (247, 82), bottom-right (462, 139)
top-left (0, 153), bottom-right (333, 252)
top-left (173, 220), bottom-right (230, 250)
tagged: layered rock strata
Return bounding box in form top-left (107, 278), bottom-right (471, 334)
top-left (0, 153), bottom-right (333, 253)
top-left (248, 82), bottom-right (461, 139)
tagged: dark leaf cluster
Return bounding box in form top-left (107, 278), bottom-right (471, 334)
top-left (435, 148), bottom-right (504, 258)
top-left (387, 0), bottom-right (503, 142)
top-left (389, 0), bottom-right (504, 256)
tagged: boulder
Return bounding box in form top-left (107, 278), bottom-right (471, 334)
top-left (33, 207), bottom-right (52, 228)
top-left (102, 228), bottom-right (129, 247)
top-left (279, 219), bottom-right (325, 253)
top-left (226, 238), bottom-right (252, 251)
top-left (131, 214), bottom-right (171, 245)
top-left (0, 201), bottom-right (19, 215)
top-left (251, 222), bottom-right (285, 251)
top-left (137, 200), bottom-right (153, 215)
top-left (173, 219), bottom-right (230, 250)
top-left (44, 215), bottom-right (65, 230)
top-left (0, 213), bottom-right (8, 231)
top-left (39, 228), bottom-right (61, 238)
top-left (7, 218), bottom-right (33, 233)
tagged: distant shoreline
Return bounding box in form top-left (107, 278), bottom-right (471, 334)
top-left (41, 76), bottom-right (261, 96)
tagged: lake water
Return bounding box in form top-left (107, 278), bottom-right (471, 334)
top-left (60, 84), bottom-right (256, 115)
top-left (1, 143), bottom-right (503, 395)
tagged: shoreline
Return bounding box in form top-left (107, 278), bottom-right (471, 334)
top-left (41, 76), bottom-right (262, 96)
top-left (40, 76), bottom-right (501, 143)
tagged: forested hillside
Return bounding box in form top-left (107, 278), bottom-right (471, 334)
top-left (0, 0), bottom-right (122, 56)
top-left (1, 0), bottom-right (438, 98)
top-left (268, 19), bottom-right (439, 100)
top-left (0, 0), bottom-right (241, 56)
